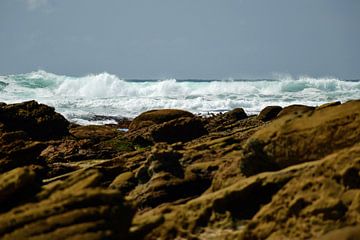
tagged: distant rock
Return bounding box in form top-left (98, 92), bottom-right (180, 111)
top-left (0, 100), bottom-right (69, 140)
top-left (129, 109), bottom-right (194, 131)
top-left (276, 104), bottom-right (315, 118)
top-left (127, 117), bottom-right (207, 145)
top-left (257, 105), bottom-right (282, 121)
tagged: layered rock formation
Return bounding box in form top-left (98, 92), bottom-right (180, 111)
top-left (0, 100), bottom-right (359, 239)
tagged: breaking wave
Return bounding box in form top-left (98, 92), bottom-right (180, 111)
top-left (0, 70), bottom-right (359, 124)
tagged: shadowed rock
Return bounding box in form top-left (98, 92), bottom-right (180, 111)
top-left (0, 101), bottom-right (69, 140)
top-left (257, 106), bottom-right (282, 121)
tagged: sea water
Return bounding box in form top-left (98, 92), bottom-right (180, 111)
top-left (0, 70), bottom-right (359, 125)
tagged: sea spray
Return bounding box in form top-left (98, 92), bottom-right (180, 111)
top-left (0, 70), bottom-right (359, 124)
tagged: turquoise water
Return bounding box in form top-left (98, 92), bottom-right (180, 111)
top-left (0, 70), bottom-right (359, 124)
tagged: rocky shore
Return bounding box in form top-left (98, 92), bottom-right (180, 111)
top-left (0, 99), bottom-right (359, 239)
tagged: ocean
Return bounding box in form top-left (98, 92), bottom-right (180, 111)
top-left (0, 70), bottom-right (359, 125)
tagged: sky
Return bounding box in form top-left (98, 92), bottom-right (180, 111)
top-left (0, 0), bottom-right (359, 79)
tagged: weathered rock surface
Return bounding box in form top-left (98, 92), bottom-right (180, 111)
top-left (0, 100), bottom-right (69, 140)
top-left (129, 109), bottom-right (194, 131)
top-left (0, 100), bottom-right (359, 240)
top-left (241, 100), bottom-right (360, 176)
top-left (127, 117), bottom-right (207, 145)
top-left (257, 105), bottom-right (282, 122)
top-left (0, 169), bottom-right (133, 240)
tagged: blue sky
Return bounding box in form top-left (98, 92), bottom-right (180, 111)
top-left (0, 0), bottom-right (359, 79)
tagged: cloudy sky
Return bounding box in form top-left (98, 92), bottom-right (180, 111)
top-left (0, 0), bottom-right (359, 79)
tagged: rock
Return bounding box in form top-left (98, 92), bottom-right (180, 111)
top-left (0, 131), bottom-right (47, 173)
top-left (316, 101), bottom-right (341, 110)
top-left (69, 125), bottom-right (118, 141)
top-left (241, 100), bottom-right (360, 176)
top-left (242, 143), bottom-right (360, 240)
top-left (109, 171), bottom-right (137, 194)
top-left (129, 109), bottom-right (194, 131)
top-left (276, 104), bottom-right (315, 118)
top-left (223, 108), bottom-right (247, 120)
top-left (127, 117), bottom-right (208, 145)
top-left (0, 166), bottom-right (41, 211)
top-left (0, 101), bottom-right (69, 140)
top-left (257, 106), bottom-right (283, 121)
top-left (0, 169), bottom-right (134, 240)
top-left (318, 225), bottom-right (360, 240)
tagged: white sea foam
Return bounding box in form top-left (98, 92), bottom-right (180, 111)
top-left (0, 70), bottom-right (359, 124)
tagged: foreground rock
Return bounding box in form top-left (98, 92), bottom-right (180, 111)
top-left (0, 100), bottom-right (359, 240)
top-left (0, 169), bottom-right (133, 240)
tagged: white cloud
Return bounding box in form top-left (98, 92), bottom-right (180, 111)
top-left (26, 0), bottom-right (48, 10)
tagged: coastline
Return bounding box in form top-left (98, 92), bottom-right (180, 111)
top-left (0, 99), bottom-right (359, 239)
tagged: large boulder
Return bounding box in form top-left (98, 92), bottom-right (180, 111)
top-left (129, 109), bottom-right (194, 131)
top-left (0, 101), bottom-right (69, 140)
top-left (241, 100), bottom-right (360, 176)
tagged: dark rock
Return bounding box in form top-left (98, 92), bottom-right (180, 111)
top-left (151, 117), bottom-right (207, 143)
top-left (127, 117), bottom-right (207, 145)
top-left (0, 131), bottom-right (47, 173)
top-left (223, 108), bottom-right (247, 120)
top-left (129, 109), bottom-right (194, 131)
top-left (257, 106), bottom-right (283, 121)
top-left (0, 100), bottom-right (69, 140)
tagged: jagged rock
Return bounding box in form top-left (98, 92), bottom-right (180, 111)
top-left (0, 100), bottom-right (69, 140)
top-left (276, 104), bottom-right (315, 118)
top-left (204, 108), bottom-right (249, 132)
top-left (242, 143), bottom-right (360, 240)
top-left (130, 162), bottom-right (300, 240)
top-left (257, 105), bottom-right (282, 121)
top-left (241, 100), bottom-right (360, 176)
top-left (129, 109), bottom-right (194, 131)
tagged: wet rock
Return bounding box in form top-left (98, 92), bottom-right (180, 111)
top-left (257, 105), bottom-right (282, 121)
top-left (129, 109), bottom-right (194, 131)
top-left (0, 100), bottom-right (69, 140)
